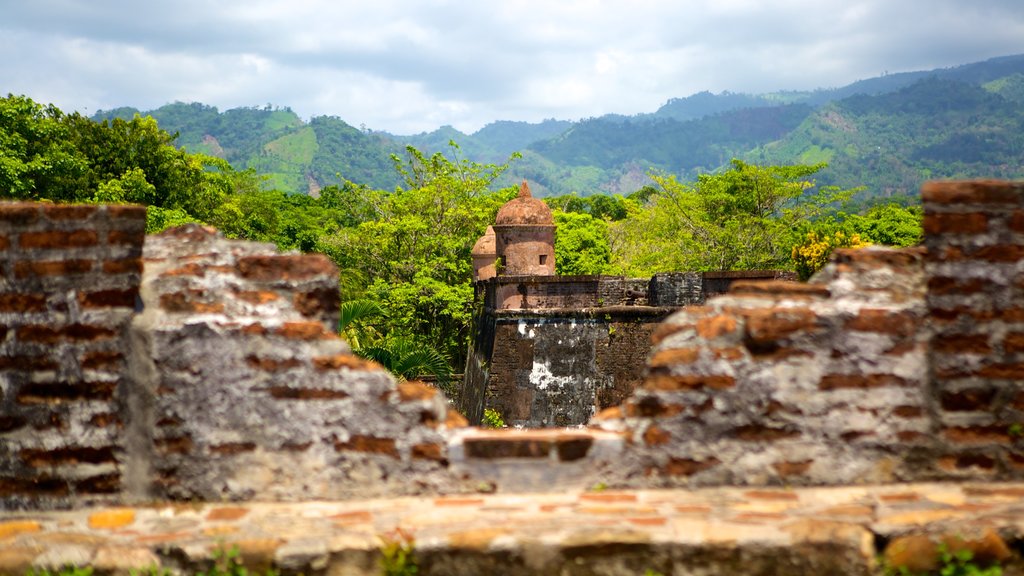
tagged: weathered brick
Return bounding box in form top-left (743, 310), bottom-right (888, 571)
top-left (209, 442), bottom-right (257, 455)
top-left (658, 457), bottom-right (720, 477)
top-left (732, 425), bottom-right (800, 442)
top-left (159, 291), bottom-right (224, 314)
top-left (45, 205), bottom-right (99, 221)
top-left (642, 425), bottom-right (671, 446)
top-left (264, 386), bottom-right (348, 400)
top-left (102, 257), bottom-right (143, 274)
top-left (294, 286), bottom-right (338, 317)
top-left (19, 229), bottom-right (98, 249)
top-left (16, 381), bottom-right (116, 404)
top-left (236, 254), bottom-right (336, 281)
top-left (939, 453), bottom-right (997, 471)
top-left (927, 276), bottom-right (987, 295)
top-left (312, 354), bottom-right (381, 371)
top-left (0, 292), bottom-right (47, 312)
top-left (922, 212), bottom-right (988, 234)
top-left (772, 460), bottom-right (812, 476)
top-left (625, 395), bottom-right (687, 418)
top-left (648, 347), bottom-right (700, 367)
top-left (556, 435), bottom-right (593, 461)
top-left (154, 436), bottom-right (194, 455)
top-left (893, 405), bottom-right (924, 418)
top-left (650, 320), bottom-right (694, 345)
top-left (411, 443), bottom-right (445, 461)
top-left (80, 350), bottom-right (124, 371)
top-left (20, 446), bottom-right (117, 467)
top-left (14, 259), bottom-right (93, 277)
top-left (463, 435), bottom-right (551, 459)
top-left (0, 234), bottom-right (8, 250)
top-left (975, 363), bottom-right (1024, 380)
top-left (245, 355), bottom-right (301, 372)
top-left (275, 321), bottom-right (329, 340)
top-left (0, 354), bottom-right (58, 371)
top-left (645, 373), bottom-right (735, 391)
top-left (334, 435), bottom-right (399, 458)
top-left (78, 288), bottom-right (137, 308)
top-left (235, 290), bottom-right (281, 304)
top-left (16, 323), bottom-right (116, 343)
top-left (973, 244), bottom-right (1024, 262)
top-left (0, 204), bottom-right (40, 225)
top-left (107, 229), bottom-right (144, 246)
top-left (397, 380), bottom-right (438, 401)
top-left (744, 307), bottom-right (817, 342)
top-left (922, 180), bottom-right (1024, 205)
top-left (819, 374), bottom-right (912, 390)
top-left (944, 425), bottom-right (1011, 444)
top-left (728, 281), bottom-right (829, 298)
top-left (932, 333), bottom-right (991, 355)
top-left (940, 388), bottom-right (997, 412)
top-left (695, 315), bottom-right (738, 339)
top-left (846, 309), bottom-right (917, 337)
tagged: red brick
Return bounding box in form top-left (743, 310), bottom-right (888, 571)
top-left (1011, 210), bottom-right (1024, 233)
top-left (294, 287), bottom-right (338, 317)
top-left (236, 254), bottom-right (336, 281)
top-left (17, 323), bottom-right (116, 343)
top-left (695, 315), bottom-right (738, 339)
top-left (235, 290), bottom-right (281, 304)
top-left (312, 354), bottom-right (381, 371)
top-left (944, 425), bottom-right (1011, 444)
top-left (1004, 332), bottom-right (1024, 354)
top-left (973, 244), bottom-right (1024, 262)
top-left (976, 363), bottom-right (1024, 380)
top-left (922, 180), bottom-right (1024, 205)
top-left (159, 291), bottom-right (224, 314)
top-left (209, 442), bottom-right (257, 455)
top-left (732, 425), bottom-right (800, 442)
top-left (20, 446), bottom-right (116, 467)
top-left (154, 436), bottom-right (193, 455)
top-left (102, 258), bottom-right (143, 274)
top-left (80, 351), bottom-right (124, 370)
top-left (772, 460), bottom-right (812, 476)
top-left (650, 320), bottom-right (694, 345)
top-left (932, 333), bottom-right (991, 355)
top-left (625, 396), bottom-right (687, 418)
top-left (264, 386), bottom-right (349, 400)
top-left (645, 373), bottom-right (735, 391)
top-left (411, 443), bottom-right (444, 461)
top-left (16, 381), bottom-right (116, 403)
top-left (246, 355), bottom-right (301, 372)
top-left (941, 388), bottom-right (996, 412)
top-left (832, 247), bottom-right (925, 268)
top-left (927, 276), bottom-right (987, 296)
top-left (744, 308), bottom-right (817, 342)
top-left (397, 381), bottom-right (437, 401)
top-left (642, 425), bottom-right (671, 446)
top-left (922, 212), bottom-right (988, 234)
top-left (819, 374), bottom-right (911, 390)
top-left (78, 288), bottom-right (137, 308)
top-left (0, 234), bottom-right (8, 250)
top-left (44, 205), bottom-right (99, 220)
top-left (845, 309), bottom-right (917, 337)
top-left (0, 354), bottom-right (58, 371)
top-left (463, 436), bottom-right (552, 459)
top-left (105, 205), bottom-right (147, 220)
top-left (107, 229), bottom-right (143, 246)
top-left (14, 259), bottom-right (93, 277)
top-left (0, 293), bottom-right (47, 312)
top-left (275, 321), bottom-right (329, 340)
top-left (893, 405), bottom-right (924, 418)
top-left (334, 435), bottom-right (399, 458)
top-left (728, 281), bottom-right (829, 298)
top-left (659, 457), bottom-right (720, 477)
top-left (19, 230), bottom-right (98, 249)
top-left (0, 204), bottom-right (40, 225)
top-left (648, 347), bottom-right (700, 367)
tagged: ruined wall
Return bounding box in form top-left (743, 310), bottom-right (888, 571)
top-left (0, 204), bottom-right (145, 509)
top-left (0, 206), bottom-right (468, 510)
top-left (463, 271), bottom-right (795, 426)
top-left (597, 180), bottom-right (1024, 487)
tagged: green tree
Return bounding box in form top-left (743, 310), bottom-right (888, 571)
top-left (553, 211), bottom-right (611, 275)
top-left (0, 94), bottom-right (88, 199)
top-left (610, 159), bottom-right (855, 274)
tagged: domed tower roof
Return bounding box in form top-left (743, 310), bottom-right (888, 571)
top-left (495, 181), bottom-right (553, 226)
top-left (472, 226), bottom-right (496, 256)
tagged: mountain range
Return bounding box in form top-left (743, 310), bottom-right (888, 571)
top-left (93, 54), bottom-right (1024, 201)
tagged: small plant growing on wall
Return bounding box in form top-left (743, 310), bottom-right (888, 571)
top-left (482, 407), bottom-right (505, 428)
top-left (379, 528), bottom-right (419, 576)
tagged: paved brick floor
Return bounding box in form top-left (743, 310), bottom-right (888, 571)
top-left (2, 483), bottom-right (1024, 575)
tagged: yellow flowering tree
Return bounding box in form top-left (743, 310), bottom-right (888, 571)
top-left (792, 230), bottom-right (870, 281)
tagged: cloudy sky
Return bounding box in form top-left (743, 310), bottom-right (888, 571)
top-left (2, 0), bottom-right (1022, 135)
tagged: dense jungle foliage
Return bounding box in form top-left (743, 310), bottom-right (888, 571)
top-left (0, 93), bottom-right (925, 381)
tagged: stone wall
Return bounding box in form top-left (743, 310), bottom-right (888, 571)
top-left (462, 271), bottom-right (795, 426)
top-left (0, 205), bottom-right (468, 510)
top-left (596, 180), bottom-right (1024, 487)
top-left (0, 204), bottom-right (145, 510)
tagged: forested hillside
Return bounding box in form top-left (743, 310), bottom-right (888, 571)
top-left (91, 54), bottom-right (1024, 202)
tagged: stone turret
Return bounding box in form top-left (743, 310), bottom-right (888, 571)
top-left (471, 226), bottom-right (497, 281)
top-left (492, 180), bottom-right (555, 276)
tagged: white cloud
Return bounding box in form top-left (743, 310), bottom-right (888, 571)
top-left (1, 0), bottom-right (1022, 133)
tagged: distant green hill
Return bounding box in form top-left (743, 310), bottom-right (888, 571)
top-left (93, 54), bottom-right (1024, 200)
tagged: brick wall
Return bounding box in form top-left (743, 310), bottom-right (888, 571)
top-left (597, 180), bottom-right (1024, 488)
top-left (0, 203), bottom-right (145, 509)
top-left (923, 180), bottom-right (1024, 477)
